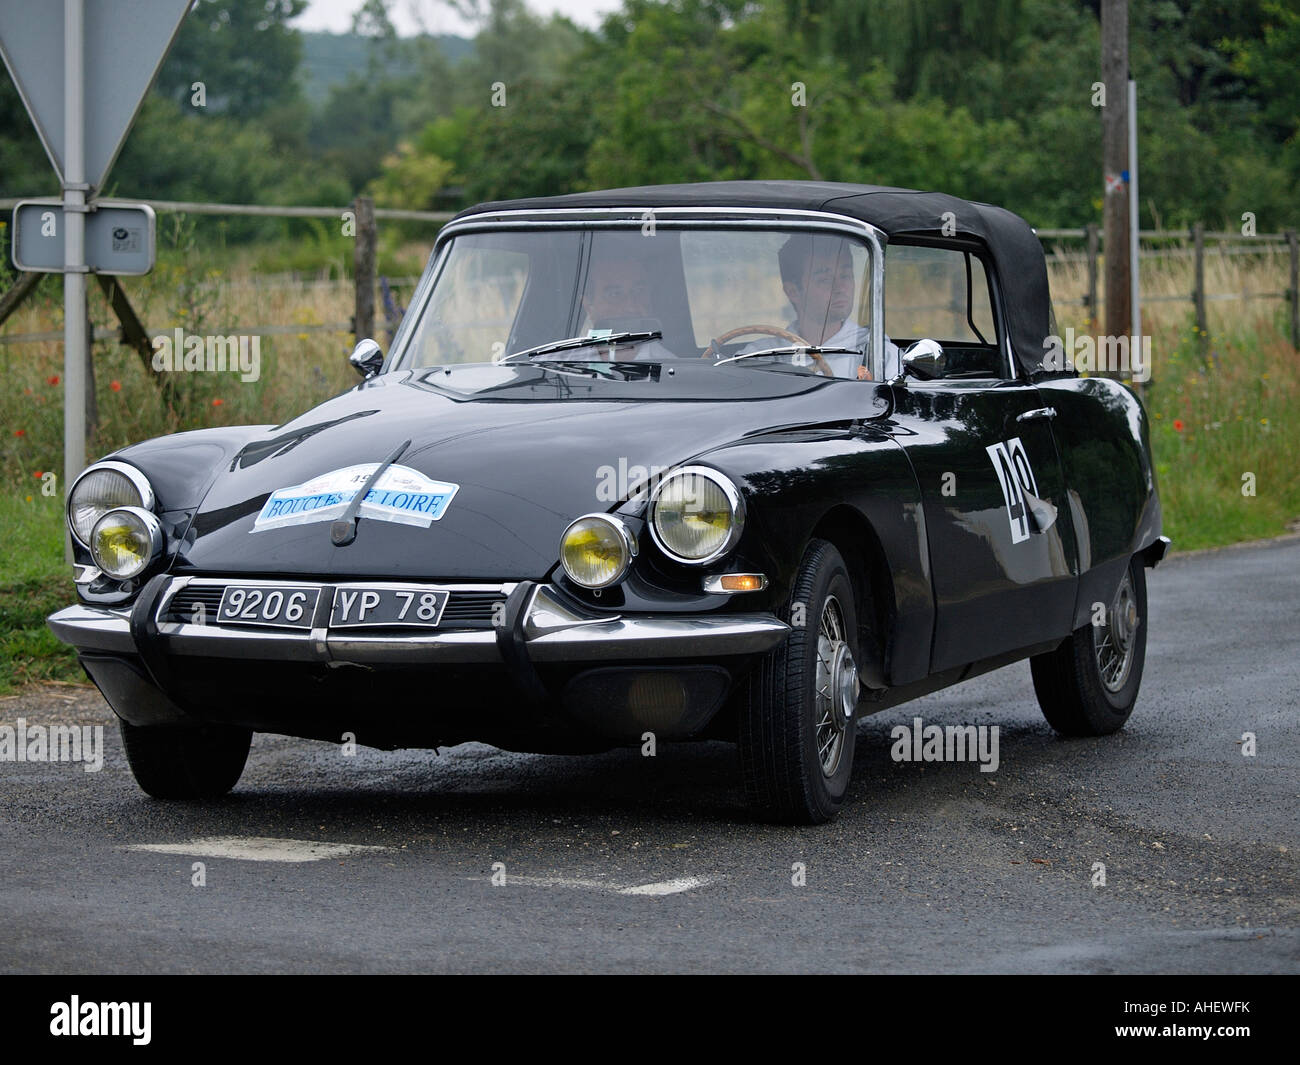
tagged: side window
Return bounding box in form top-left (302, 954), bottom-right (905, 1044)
top-left (885, 244), bottom-right (1004, 376)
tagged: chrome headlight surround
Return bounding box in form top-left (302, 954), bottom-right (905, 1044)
top-left (560, 513), bottom-right (639, 589)
top-left (89, 506), bottom-right (164, 580)
top-left (649, 465), bottom-right (745, 566)
top-left (67, 460), bottom-right (156, 548)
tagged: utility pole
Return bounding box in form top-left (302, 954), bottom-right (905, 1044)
top-left (1101, 0), bottom-right (1130, 380)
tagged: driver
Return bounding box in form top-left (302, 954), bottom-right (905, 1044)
top-left (761, 234), bottom-right (902, 379)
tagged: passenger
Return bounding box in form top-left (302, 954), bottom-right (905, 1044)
top-left (577, 254), bottom-right (676, 363)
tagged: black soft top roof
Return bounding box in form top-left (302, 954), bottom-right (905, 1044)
top-left (453, 180), bottom-right (1057, 377)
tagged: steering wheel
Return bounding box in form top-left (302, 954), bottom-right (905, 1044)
top-left (702, 324), bottom-right (834, 378)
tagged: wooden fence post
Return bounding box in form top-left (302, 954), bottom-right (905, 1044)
top-left (1085, 223), bottom-right (1099, 332)
top-left (1192, 222), bottom-right (1208, 358)
top-left (353, 195), bottom-right (376, 346)
top-left (1288, 228), bottom-right (1299, 351)
top-left (84, 302), bottom-right (97, 438)
top-left (0, 270), bottom-right (43, 329)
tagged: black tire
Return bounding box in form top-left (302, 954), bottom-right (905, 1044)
top-left (1031, 553), bottom-right (1148, 736)
top-left (120, 720), bottom-right (252, 799)
top-left (739, 539), bottom-right (860, 823)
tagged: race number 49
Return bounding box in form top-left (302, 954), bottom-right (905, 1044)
top-left (986, 436), bottom-right (1039, 544)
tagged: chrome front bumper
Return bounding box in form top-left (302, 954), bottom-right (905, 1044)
top-left (48, 576), bottom-right (790, 665)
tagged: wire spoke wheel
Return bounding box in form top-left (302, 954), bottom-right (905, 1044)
top-left (1093, 571), bottom-right (1140, 693)
top-left (1031, 552), bottom-right (1148, 738)
top-left (813, 594), bottom-right (857, 778)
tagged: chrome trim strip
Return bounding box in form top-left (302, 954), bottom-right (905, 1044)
top-left (47, 604), bottom-right (135, 654)
top-left (434, 206), bottom-right (887, 248)
top-left (524, 583), bottom-right (620, 637)
top-left (72, 564), bottom-right (101, 585)
top-left (525, 612), bottom-right (789, 662)
top-left (382, 241), bottom-right (449, 375)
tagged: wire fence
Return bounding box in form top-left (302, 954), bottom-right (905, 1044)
top-left (2, 198), bottom-right (1298, 350)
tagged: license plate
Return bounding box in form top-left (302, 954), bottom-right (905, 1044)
top-left (329, 585), bottom-right (449, 628)
top-left (216, 584), bottom-right (320, 629)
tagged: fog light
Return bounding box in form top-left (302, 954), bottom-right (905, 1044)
top-left (560, 513), bottom-right (637, 589)
top-left (90, 506), bottom-right (163, 580)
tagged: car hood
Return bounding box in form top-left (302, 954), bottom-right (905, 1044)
top-left (176, 363), bottom-right (888, 580)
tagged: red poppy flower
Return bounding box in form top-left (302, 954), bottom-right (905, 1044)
top-left (33, 470), bottom-right (43, 479)
top-left (212, 398), bottom-right (224, 407)
top-left (1173, 419), bottom-right (1184, 432)
top-left (14, 429), bottom-right (25, 437)
top-left (47, 375), bottom-right (60, 386)
top-left (109, 380), bottom-right (121, 392)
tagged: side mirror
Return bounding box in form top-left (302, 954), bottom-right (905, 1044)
top-left (899, 338), bottom-right (946, 381)
top-left (349, 338), bottom-right (384, 379)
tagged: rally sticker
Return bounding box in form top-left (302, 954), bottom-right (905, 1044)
top-left (252, 464), bottom-right (459, 533)
top-left (986, 436), bottom-right (1038, 544)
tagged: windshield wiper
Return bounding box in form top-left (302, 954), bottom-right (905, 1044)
top-left (713, 345), bottom-right (861, 366)
top-left (499, 331), bottom-right (662, 362)
top-left (331, 437), bottom-right (411, 546)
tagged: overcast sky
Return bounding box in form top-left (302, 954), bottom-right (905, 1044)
top-left (292, 0), bottom-right (619, 36)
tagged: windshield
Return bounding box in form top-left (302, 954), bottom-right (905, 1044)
top-left (396, 226), bottom-right (880, 380)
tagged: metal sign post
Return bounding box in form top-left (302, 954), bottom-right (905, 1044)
top-left (63, 0), bottom-right (86, 487)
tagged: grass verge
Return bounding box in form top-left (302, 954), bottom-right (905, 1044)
top-left (0, 493), bottom-right (83, 694)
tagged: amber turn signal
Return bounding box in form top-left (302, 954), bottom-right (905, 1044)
top-left (702, 573), bottom-right (768, 594)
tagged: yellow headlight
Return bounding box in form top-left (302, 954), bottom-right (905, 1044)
top-left (90, 507), bottom-right (162, 580)
top-left (560, 515), bottom-right (636, 589)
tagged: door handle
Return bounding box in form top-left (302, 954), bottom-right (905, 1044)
top-left (1016, 406), bottom-right (1056, 423)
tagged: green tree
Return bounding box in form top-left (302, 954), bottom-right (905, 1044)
top-left (155, 0), bottom-right (307, 120)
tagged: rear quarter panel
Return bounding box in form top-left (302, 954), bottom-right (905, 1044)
top-left (1034, 376), bottom-right (1162, 627)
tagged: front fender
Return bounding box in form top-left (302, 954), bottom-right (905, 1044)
top-left (701, 426), bottom-right (933, 685)
top-left (71, 425), bottom-right (274, 600)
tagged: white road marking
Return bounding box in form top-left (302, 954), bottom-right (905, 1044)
top-left (496, 875), bottom-right (615, 890)
top-left (128, 836), bottom-right (386, 863)
top-left (480, 873), bottom-right (717, 895)
top-left (618, 876), bottom-right (713, 896)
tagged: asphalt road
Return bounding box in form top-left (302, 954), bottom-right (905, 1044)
top-left (2, 538), bottom-right (1297, 974)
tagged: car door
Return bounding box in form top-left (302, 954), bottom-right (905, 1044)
top-left (881, 241), bottom-right (1079, 673)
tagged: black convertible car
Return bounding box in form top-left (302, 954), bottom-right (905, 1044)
top-left (50, 181), bottom-right (1166, 823)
